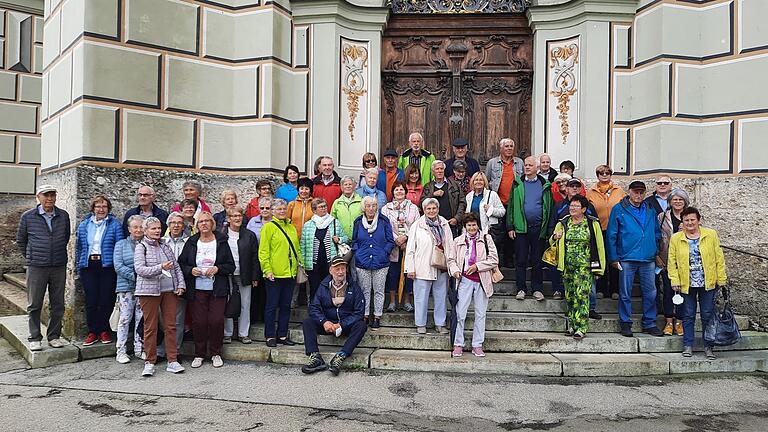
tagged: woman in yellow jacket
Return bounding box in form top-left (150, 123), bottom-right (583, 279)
top-left (667, 207), bottom-right (727, 360)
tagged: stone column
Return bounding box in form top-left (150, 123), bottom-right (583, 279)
top-left (291, 0), bottom-right (388, 175)
top-left (527, 0), bottom-right (638, 179)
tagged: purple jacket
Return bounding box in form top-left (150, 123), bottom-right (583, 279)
top-left (134, 237), bottom-right (186, 296)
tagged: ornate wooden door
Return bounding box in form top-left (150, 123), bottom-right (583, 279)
top-left (381, 13), bottom-right (533, 164)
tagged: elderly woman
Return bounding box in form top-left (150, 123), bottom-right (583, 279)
top-left (134, 216), bottom-right (186, 377)
top-left (300, 198), bottom-right (348, 304)
top-left (382, 181), bottom-right (420, 312)
top-left (356, 167), bottom-right (387, 209)
top-left (550, 195), bottom-right (606, 340)
top-left (405, 198), bottom-right (455, 334)
top-left (156, 211), bottom-right (189, 360)
top-left (76, 194), bottom-right (124, 346)
top-left (276, 165), bottom-right (300, 202)
top-left (330, 175), bottom-right (363, 239)
top-left (258, 198), bottom-right (299, 347)
top-left (466, 172), bottom-right (505, 235)
top-left (171, 180), bottom-right (211, 215)
top-left (113, 215), bottom-right (144, 363)
top-left (448, 213), bottom-right (498, 357)
top-left (246, 180), bottom-right (274, 219)
top-left (404, 164), bottom-right (423, 207)
top-left (586, 164), bottom-right (625, 299)
top-left (287, 177), bottom-right (314, 238)
top-left (657, 188), bottom-right (690, 336)
top-left (352, 196), bottom-right (395, 329)
top-left (667, 207), bottom-right (728, 360)
top-left (178, 198), bottom-right (198, 237)
top-left (245, 196), bottom-right (273, 241)
top-left (213, 189), bottom-right (246, 232)
top-left (551, 173), bottom-right (572, 205)
top-left (223, 205), bottom-right (260, 344)
top-left (358, 152), bottom-right (379, 187)
top-left (178, 212), bottom-right (236, 368)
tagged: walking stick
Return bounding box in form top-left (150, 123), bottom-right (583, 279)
top-left (398, 252), bottom-right (405, 304)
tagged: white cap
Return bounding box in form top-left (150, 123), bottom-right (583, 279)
top-left (36, 184), bottom-right (57, 195)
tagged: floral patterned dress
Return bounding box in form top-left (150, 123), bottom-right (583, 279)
top-left (563, 219), bottom-right (592, 334)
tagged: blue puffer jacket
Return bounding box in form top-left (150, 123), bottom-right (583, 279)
top-left (351, 212), bottom-right (395, 270)
top-left (606, 197), bottom-right (661, 263)
top-left (75, 214), bottom-right (124, 271)
top-left (113, 238), bottom-right (138, 293)
top-left (309, 275), bottom-right (365, 330)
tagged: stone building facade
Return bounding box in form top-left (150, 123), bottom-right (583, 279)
top-left (0, 0), bottom-right (766, 334)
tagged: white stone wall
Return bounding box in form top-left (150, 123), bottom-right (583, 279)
top-left (610, 0), bottom-right (768, 175)
top-left (41, 0), bottom-right (308, 175)
top-left (0, 0), bottom-right (43, 194)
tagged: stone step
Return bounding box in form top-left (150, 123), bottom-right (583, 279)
top-left (0, 315), bottom-right (79, 368)
top-left (425, 296), bottom-right (644, 313)
top-left (370, 349), bottom-right (563, 376)
top-left (0, 281), bottom-right (27, 315)
top-left (2, 273), bottom-right (27, 292)
top-left (635, 331), bottom-right (768, 353)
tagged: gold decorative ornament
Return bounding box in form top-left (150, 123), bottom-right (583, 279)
top-left (549, 43), bottom-right (579, 145)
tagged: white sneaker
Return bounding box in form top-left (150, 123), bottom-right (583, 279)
top-left (136, 351), bottom-right (146, 360)
top-left (516, 290), bottom-right (526, 300)
top-left (29, 341), bottom-right (42, 351)
top-left (48, 338), bottom-right (69, 348)
top-left (166, 361), bottom-right (185, 374)
top-left (191, 357), bottom-right (204, 368)
top-left (116, 352), bottom-right (130, 364)
top-left (212, 355), bottom-right (223, 368)
top-left (141, 362), bottom-right (155, 377)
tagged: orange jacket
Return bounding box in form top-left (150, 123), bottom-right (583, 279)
top-left (586, 183), bottom-right (625, 230)
top-left (286, 197), bottom-right (313, 238)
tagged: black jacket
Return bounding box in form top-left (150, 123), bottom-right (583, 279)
top-left (228, 228), bottom-right (261, 287)
top-left (122, 204), bottom-right (169, 237)
top-left (178, 232), bottom-right (236, 299)
top-left (547, 196), bottom-right (598, 236)
top-left (17, 205), bottom-right (71, 267)
top-left (540, 168), bottom-right (558, 183)
top-left (644, 193), bottom-right (665, 216)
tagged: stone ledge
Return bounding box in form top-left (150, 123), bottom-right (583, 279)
top-left (371, 349), bottom-right (563, 376)
top-left (0, 315), bottom-right (79, 368)
top-left (555, 353), bottom-right (670, 377)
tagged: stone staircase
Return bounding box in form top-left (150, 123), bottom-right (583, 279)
top-left (2, 271), bottom-right (768, 376)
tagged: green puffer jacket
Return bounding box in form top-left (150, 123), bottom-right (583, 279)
top-left (398, 148), bottom-right (435, 186)
top-left (330, 193), bottom-right (362, 239)
top-left (258, 218), bottom-right (299, 278)
top-left (505, 175), bottom-right (553, 239)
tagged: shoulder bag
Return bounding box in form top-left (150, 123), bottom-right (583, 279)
top-left (482, 234), bottom-right (504, 283)
top-left (270, 221), bottom-right (308, 284)
top-left (333, 219), bottom-right (353, 262)
top-left (703, 284), bottom-right (741, 346)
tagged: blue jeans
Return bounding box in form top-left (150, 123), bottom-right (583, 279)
top-left (681, 287), bottom-right (716, 348)
top-left (264, 278), bottom-right (295, 339)
top-left (618, 261), bottom-right (657, 329)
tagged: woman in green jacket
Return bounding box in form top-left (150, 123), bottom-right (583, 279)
top-left (550, 195), bottom-right (606, 340)
top-left (330, 175), bottom-right (362, 239)
top-left (258, 198), bottom-right (300, 347)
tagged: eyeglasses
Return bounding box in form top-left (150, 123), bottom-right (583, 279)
top-left (169, 221), bottom-right (184, 225)
top-left (656, 181), bottom-right (670, 185)
top-left (259, 206), bottom-right (271, 210)
top-left (137, 193), bottom-right (153, 197)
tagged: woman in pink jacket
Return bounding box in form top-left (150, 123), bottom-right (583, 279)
top-left (447, 213), bottom-right (499, 357)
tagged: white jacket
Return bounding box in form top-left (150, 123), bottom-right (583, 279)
top-left (464, 189), bottom-right (506, 234)
top-left (404, 215), bottom-right (455, 281)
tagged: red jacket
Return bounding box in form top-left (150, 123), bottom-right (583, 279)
top-left (312, 172), bottom-right (342, 208)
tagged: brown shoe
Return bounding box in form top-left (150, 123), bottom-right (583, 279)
top-left (663, 322), bottom-right (674, 336)
top-left (674, 320), bottom-right (684, 336)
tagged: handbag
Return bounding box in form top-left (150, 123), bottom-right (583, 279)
top-left (225, 276), bottom-right (242, 319)
top-left (703, 285), bottom-right (741, 346)
top-left (431, 246), bottom-right (448, 270)
top-left (542, 244), bottom-right (558, 267)
top-left (479, 235), bottom-right (504, 283)
top-left (333, 220), bottom-right (353, 262)
top-left (109, 302), bottom-right (120, 332)
top-left (270, 221), bottom-right (307, 284)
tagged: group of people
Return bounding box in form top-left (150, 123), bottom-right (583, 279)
top-left (16, 133), bottom-right (728, 378)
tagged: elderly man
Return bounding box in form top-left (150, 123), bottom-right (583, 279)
top-left (538, 153), bottom-right (558, 183)
top-left (122, 186), bottom-right (169, 237)
top-left (607, 181), bottom-right (663, 337)
top-left (644, 175), bottom-right (672, 215)
top-left (312, 156), bottom-right (342, 208)
top-left (171, 180), bottom-right (211, 215)
top-left (445, 138), bottom-right (480, 179)
top-left (16, 185), bottom-right (71, 351)
top-left (506, 157), bottom-right (553, 301)
top-left (485, 138), bottom-right (524, 203)
top-left (421, 160), bottom-right (466, 236)
top-left (378, 149), bottom-right (404, 201)
top-left (397, 132), bottom-right (436, 185)
top-left (301, 256), bottom-right (367, 376)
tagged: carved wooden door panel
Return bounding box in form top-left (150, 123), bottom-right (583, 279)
top-left (381, 14), bottom-right (533, 164)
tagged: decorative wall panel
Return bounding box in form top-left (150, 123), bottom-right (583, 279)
top-left (545, 37), bottom-right (580, 167)
top-left (339, 37), bottom-right (370, 170)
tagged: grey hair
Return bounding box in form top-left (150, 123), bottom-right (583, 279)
top-left (524, 155), bottom-right (539, 167)
top-left (142, 216), bottom-right (162, 230)
top-left (422, 197), bottom-right (439, 211)
top-left (361, 195), bottom-right (379, 209)
top-left (166, 211), bottom-right (183, 225)
top-left (408, 131), bottom-right (423, 142)
top-left (137, 185), bottom-right (155, 194)
top-left (259, 196), bottom-right (273, 207)
top-left (499, 138), bottom-right (515, 146)
top-left (431, 160), bottom-right (446, 171)
top-left (311, 197), bottom-right (327, 211)
top-left (539, 153), bottom-right (551, 161)
top-left (667, 188), bottom-right (690, 208)
top-left (272, 198), bottom-right (288, 208)
top-left (226, 205), bottom-right (245, 216)
top-left (363, 167), bottom-right (379, 177)
top-left (182, 180), bottom-right (202, 193)
top-left (127, 215), bottom-right (145, 227)
top-left (340, 175), bottom-right (357, 186)
top-left (553, 173), bottom-right (572, 183)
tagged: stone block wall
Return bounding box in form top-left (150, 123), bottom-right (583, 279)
top-left (610, 0), bottom-right (768, 175)
top-left (41, 0), bottom-right (310, 176)
top-left (0, 0), bottom-right (43, 194)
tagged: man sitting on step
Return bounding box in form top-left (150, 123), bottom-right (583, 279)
top-left (301, 256), bottom-right (367, 376)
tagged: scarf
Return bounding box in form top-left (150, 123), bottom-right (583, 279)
top-left (425, 216), bottom-right (443, 247)
top-left (311, 213), bottom-right (333, 230)
top-left (361, 212), bottom-right (379, 234)
top-left (596, 182), bottom-right (615, 195)
top-left (359, 183), bottom-right (379, 198)
top-left (464, 233), bottom-right (480, 282)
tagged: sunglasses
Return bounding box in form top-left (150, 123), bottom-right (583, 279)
top-left (259, 206), bottom-right (271, 210)
top-left (597, 171), bottom-right (612, 175)
top-left (364, 159), bottom-right (376, 164)
top-left (656, 181), bottom-right (670, 185)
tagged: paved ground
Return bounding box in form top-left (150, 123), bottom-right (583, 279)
top-left (1, 348), bottom-right (768, 431)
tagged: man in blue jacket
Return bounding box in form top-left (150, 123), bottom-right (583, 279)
top-left (606, 181), bottom-right (663, 337)
top-left (301, 256), bottom-right (367, 376)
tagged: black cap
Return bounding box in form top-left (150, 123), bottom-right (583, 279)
top-left (453, 160), bottom-right (467, 171)
top-left (566, 178), bottom-right (582, 187)
top-left (330, 256), bottom-right (347, 267)
top-left (452, 138), bottom-right (469, 147)
top-left (628, 180), bottom-right (647, 191)
top-left (383, 148), bottom-right (398, 157)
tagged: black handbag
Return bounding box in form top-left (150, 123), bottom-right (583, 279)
top-left (225, 276), bottom-right (242, 319)
top-left (703, 285), bottom-right (741, 347)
